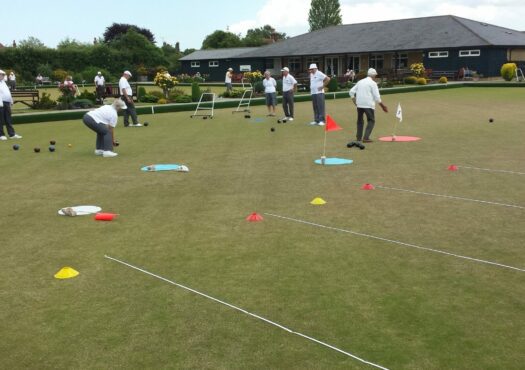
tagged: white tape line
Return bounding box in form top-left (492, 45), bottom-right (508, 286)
top-left (104, 255), bottom-right (390, 370)
top-left (457, 166), bottom-right (525, 176)
top-left (263, 213), bottom-right (525, 273)
top-left (375, 185), bottom-right (525, 210)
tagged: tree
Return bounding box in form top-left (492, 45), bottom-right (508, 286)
top-left (202, 30), bottom-right (242, 49)
top-left (110, 29), bottom-right (167, 72)
top-left (18, 37), bottom-right (46, 49)
top-left (103, 23), bottom-right (156, 44)
top-left (243, 25), bottom-right (287, 47)
top-left (308, 0), bottom-right (343, 32)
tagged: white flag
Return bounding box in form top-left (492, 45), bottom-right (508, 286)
top-left (396, 103), bottom-right (403, 122)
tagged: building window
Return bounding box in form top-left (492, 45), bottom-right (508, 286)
top-left (191, 61), bottom-right (200, 68)
top-left (288, 57), bottom-right (301, 72)
top-left (347, 55), bottom-right (360, 72)
top-left (209, 61), bottom-right (219, 67)
top-left (265, 59), bottom-right (274, 70)
top-left (369, 54), bottom-right (384, 70)
top-left (459, 50), bottom-right (480, 57)
top-left (306, 56), bottom-right (321, 69)
top-left (428, 51), bottom-right (448, 58)
top-left (395, 53), bottom-right (408, 69)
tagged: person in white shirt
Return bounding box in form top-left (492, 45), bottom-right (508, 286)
top-left (309, 63), bottom-right (330, 126)
top-left (225, 68), bottom-right (233, 92)
top-left (119, 70), bottom-right (141, 127)
top-left (94, 71), bottom-right (105, 104)
top-left (8, 71), bottom-right (16, 90)
top-left (349, 68), bottom-right (388, 143)
top-left (82, 98), bottom-right (127, 157)
top-left (280, 67), bottom-right (297, 121)
top-left (0, 69), bottom-right (22, 140)
top-left (262, 71), bottom-right (277, 116)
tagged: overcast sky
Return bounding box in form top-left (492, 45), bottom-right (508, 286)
top-left (1, 0), bottom-right (523, 49)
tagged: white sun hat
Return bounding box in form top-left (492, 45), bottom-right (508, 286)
top-left (309, 64), bottom-right (318, 69)
top-left (367, 68), bottom-right (378, 76)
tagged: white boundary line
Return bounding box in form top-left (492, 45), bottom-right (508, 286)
top-left (457, 165), bottom-right (525, 176)
top-left (374, 185), bottom-right (525, 210)
top-left (263, 213), bottom-right (525, 273)
top-left (104, 255), bottom-right (390, 370)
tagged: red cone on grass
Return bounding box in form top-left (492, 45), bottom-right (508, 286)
top-left (361, 183), bottom-right (375, 190)
top-left (94, 213), bottom-right (118, 221)
top-left (448, 165), bottom-right (458, 171)
top-left (246, 212), bottom-right (263, 222)
top-left (325, 114), bottom-right (343, 132)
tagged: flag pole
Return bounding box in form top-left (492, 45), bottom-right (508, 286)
top-left (322, 129), bottom-right (327, 163)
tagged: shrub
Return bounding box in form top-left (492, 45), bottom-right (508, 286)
top-left (439, 76), bottom-right (448, 84)
top-left (276, 80), bottom-right (283, 95)
top-left (140, 94), bottom-right (159, 103)
top-left (243, 71), bottom-right (263, 83)
top-left (416, 78), bottom-right (427, 85)
top-left (154, 71), bottom-right (178, 97)
top-left (327, 77), bottom-right (339, 92)
top-left (500, 63), bottom-right (517, 81)
top-left (33, 92), bottom-right (56, 109)
top-left (404, 76), bottom-right (417, 84)
top-left (138, 87), bottom-right (147, 101)
top-left (221, 89), bottom-right (246, 98)
top-left (71, 99), bottom-right (94, 109)
top-left (149, 91), bottom-right (164, 99)
top-left (253, 81), bottom-right (264, 94)
top-left (53, 69), bottom-right (69, 83)
top-left (410, 63), bottom-right (426, 77)
top-left (168, 88), bottom-right (186, 100)
top-left (200, 88), bottom-right (214, 102)
top-left (191, 82), bottom-right (201, 102)
top-left (77, 89), bottom-right (96, 103)
top-left (157, 98), bottom-right (168, 104)
top-left (378, 79), bottom-right (393, 88)
top-left (174, 95), bottom-right (192, 103)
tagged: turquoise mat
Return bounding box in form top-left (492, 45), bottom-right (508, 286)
top-left (141, 164), bottom-right (184, 171)
top-left (314, 158), bottom-right (353, 165)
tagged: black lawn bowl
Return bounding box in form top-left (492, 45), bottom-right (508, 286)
top-left (244, 115), bottom-right (251, 119)
top-left (270, 127), bottom-right (275, 132)
top-left (347, 141), bottom-right (356, 148)
top-left (357, 143), bottom-right (366, 150)
top-left (13, 144), bottom-right (20, 151)
top-left (489, 118), bottom-right (494, 123)
top-left (48, 145), bottom-right (55, 152)
top-left (50, 140), bottom-right (56, 145)
top-left (34, 147), bottom-right (41, 153)
top-left (114, 141), bottom-right (120, 147)
top-left (143, 122), bottom-right (149, 127)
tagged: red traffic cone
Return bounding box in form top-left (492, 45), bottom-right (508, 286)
top-left (448, 165), bottom-right (458, 171)
top-left (94, 213), bottom-right (118, 221)
top-left (246, 212), bottom-right (263, 222)
top-left (361, 183), bottom-right (375, 190)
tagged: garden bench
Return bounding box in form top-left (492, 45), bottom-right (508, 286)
top-left (429, 70), bottom-right (457, 80)
top-left (11, 90), bottom-right (40, 107)
top-left (102, 83), bottom-right (138, 102)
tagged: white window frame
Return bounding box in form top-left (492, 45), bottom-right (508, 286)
top-left (428, 51), bottom-right (449, 58)
top-left (209, 60), bottom-right (219, 67)
top-left (459, 50), bottom-right (480, 57)
top-left (190, 61), bottom-right (200, 68)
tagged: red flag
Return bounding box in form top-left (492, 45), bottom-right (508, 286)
top-left (325, 114), bottom-right (342, 131)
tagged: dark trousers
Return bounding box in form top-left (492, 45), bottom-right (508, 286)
top-left (356, 108), bottom-right (375, 141)
top-left (0, 102), bottom-right (15, 137)
top-left (311, 94), bottom-right (325, 122)
top-left (96, 85), bottom-right (105, 103)
top-left (120, 97), bottom-right (138, 126)
top-left (282, 90), bottom-right (294, 118)
top-left (83, 114), bottom-right (113, 151)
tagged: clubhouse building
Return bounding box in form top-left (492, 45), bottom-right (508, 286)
top-left (180, 15), bottom-right (525, 81)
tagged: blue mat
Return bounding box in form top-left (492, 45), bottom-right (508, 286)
top-left (251, 118), bottom-right (265, 123)
top-left (141, 164), bottom-right (186, 172)
top-left (314, 157), bottom-right (353, 165)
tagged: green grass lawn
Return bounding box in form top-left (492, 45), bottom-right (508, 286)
top-left (1, 87), bottom-right (524, 369)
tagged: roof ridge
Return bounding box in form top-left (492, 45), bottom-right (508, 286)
top-left (450, 15), bottom-right (492, 45)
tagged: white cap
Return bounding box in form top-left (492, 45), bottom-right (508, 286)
top-left (97, 71), bottom-right (101, 75)
top-left (309, 63), bottom-right (318, 70)
top-left (123, 70), bottom-right (132, 77)
top-left (367, 68), bottom-right (378, 76)
top-left (0, 70), bottom-right (5, 75)
top-left (281, 67), bottom-right (289, 72)
top-left (228, 68), bottom-right (233, 71)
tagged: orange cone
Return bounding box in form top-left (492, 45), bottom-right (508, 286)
top-left (361, 183), bottom-right (375, 190)
top-left (448, 165), bottom-right (458, 171)
top-left (246, 212), bottom-right (263, 222)
top-left (94, 213), bottom-right (118, 221)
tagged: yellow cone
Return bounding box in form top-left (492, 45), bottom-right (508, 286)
top-left (310, 197), bottom-right (326, 205)
top-left (54, 267), bottom-right (80, 279)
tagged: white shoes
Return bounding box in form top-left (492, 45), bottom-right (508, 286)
top-left (10, 134), bottom-right (22, 139)
top-left (103, 151), bottom-right (118, 157)
top-left (131, 123), bottom-right (142, 127)
top-left (309, 121), bottom-right (325, 126)
top-left (287, 117), bottom-right (294, 121)
top-left (309, 121), bottom-right (318, 125)
top-left (318, 121), bottom-right (325, 126)
top-left (0, 136), bottom-right (7, 141)
top-left (94, 149), bottom-right (104, 156)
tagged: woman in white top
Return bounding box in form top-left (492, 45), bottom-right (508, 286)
top-left (262, 71), bottom-right (277, 116)
top-left (82, 99), bottom-right (127, 157)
